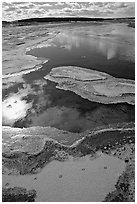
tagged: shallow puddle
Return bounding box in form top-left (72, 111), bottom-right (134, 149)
top-left (3, 152), bottom-right (126, 202)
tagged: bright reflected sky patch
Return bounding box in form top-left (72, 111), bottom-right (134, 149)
top-left (2, 95), bottom-right (32, 126)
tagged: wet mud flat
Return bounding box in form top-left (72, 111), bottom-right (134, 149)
top-left (2, 122), bottom-right (135, 201)
top-left (3, 153), bottom-right (126, 202)
top-left (2, 21), bottom-right (135, 202)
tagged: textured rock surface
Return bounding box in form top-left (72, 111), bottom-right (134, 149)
top-left (45, 66), bottom-right (135, 105)
top-left (104, 144), bottom-right (135, 202)
top-left (2, 122), bottom-right (134, 175)
top-left (2, 187), bottom-right (37, 202)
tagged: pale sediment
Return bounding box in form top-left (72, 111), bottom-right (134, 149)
top-left (2, 61), bottom-right (48, 79)
top-left (3, 49), bottom-right (43, 77)
top-left (45, 66), bottom-right (135, 105)
top-left (2, 25), bottom-right (57, 76)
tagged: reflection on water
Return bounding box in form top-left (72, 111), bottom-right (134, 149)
top-left (27, 23), bottom-right (135, 79)
top-left (54, 23), bottom-right (134, 61)
top-left (2, 94), bottom-right (32, 126)
top-left (3, 152), bottom-right (126, 202)
top-left (2, 78), bottom-right (135, 132)
top-left (2, 23), bottom-right (135, 131)
top-left (5, 79), bottom-right (133, 132)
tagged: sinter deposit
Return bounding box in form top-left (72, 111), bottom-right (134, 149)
top-left (45, 66), bottom-right (135, 105)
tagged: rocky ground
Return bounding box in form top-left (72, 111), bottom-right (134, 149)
top-left (2, 187), bottom-right (37, 202)
top-left (104, 144), bottom-right (135, 202)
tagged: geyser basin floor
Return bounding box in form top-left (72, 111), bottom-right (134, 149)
top-left (3, 152), bottom-right (126, 202)
top-left (2, 20), bottom-right (135, 202)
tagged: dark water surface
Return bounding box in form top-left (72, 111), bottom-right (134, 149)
top-left (3, 23), bottom-right (135, 132)
top-left (26, 23), bottom-right (135, 80)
